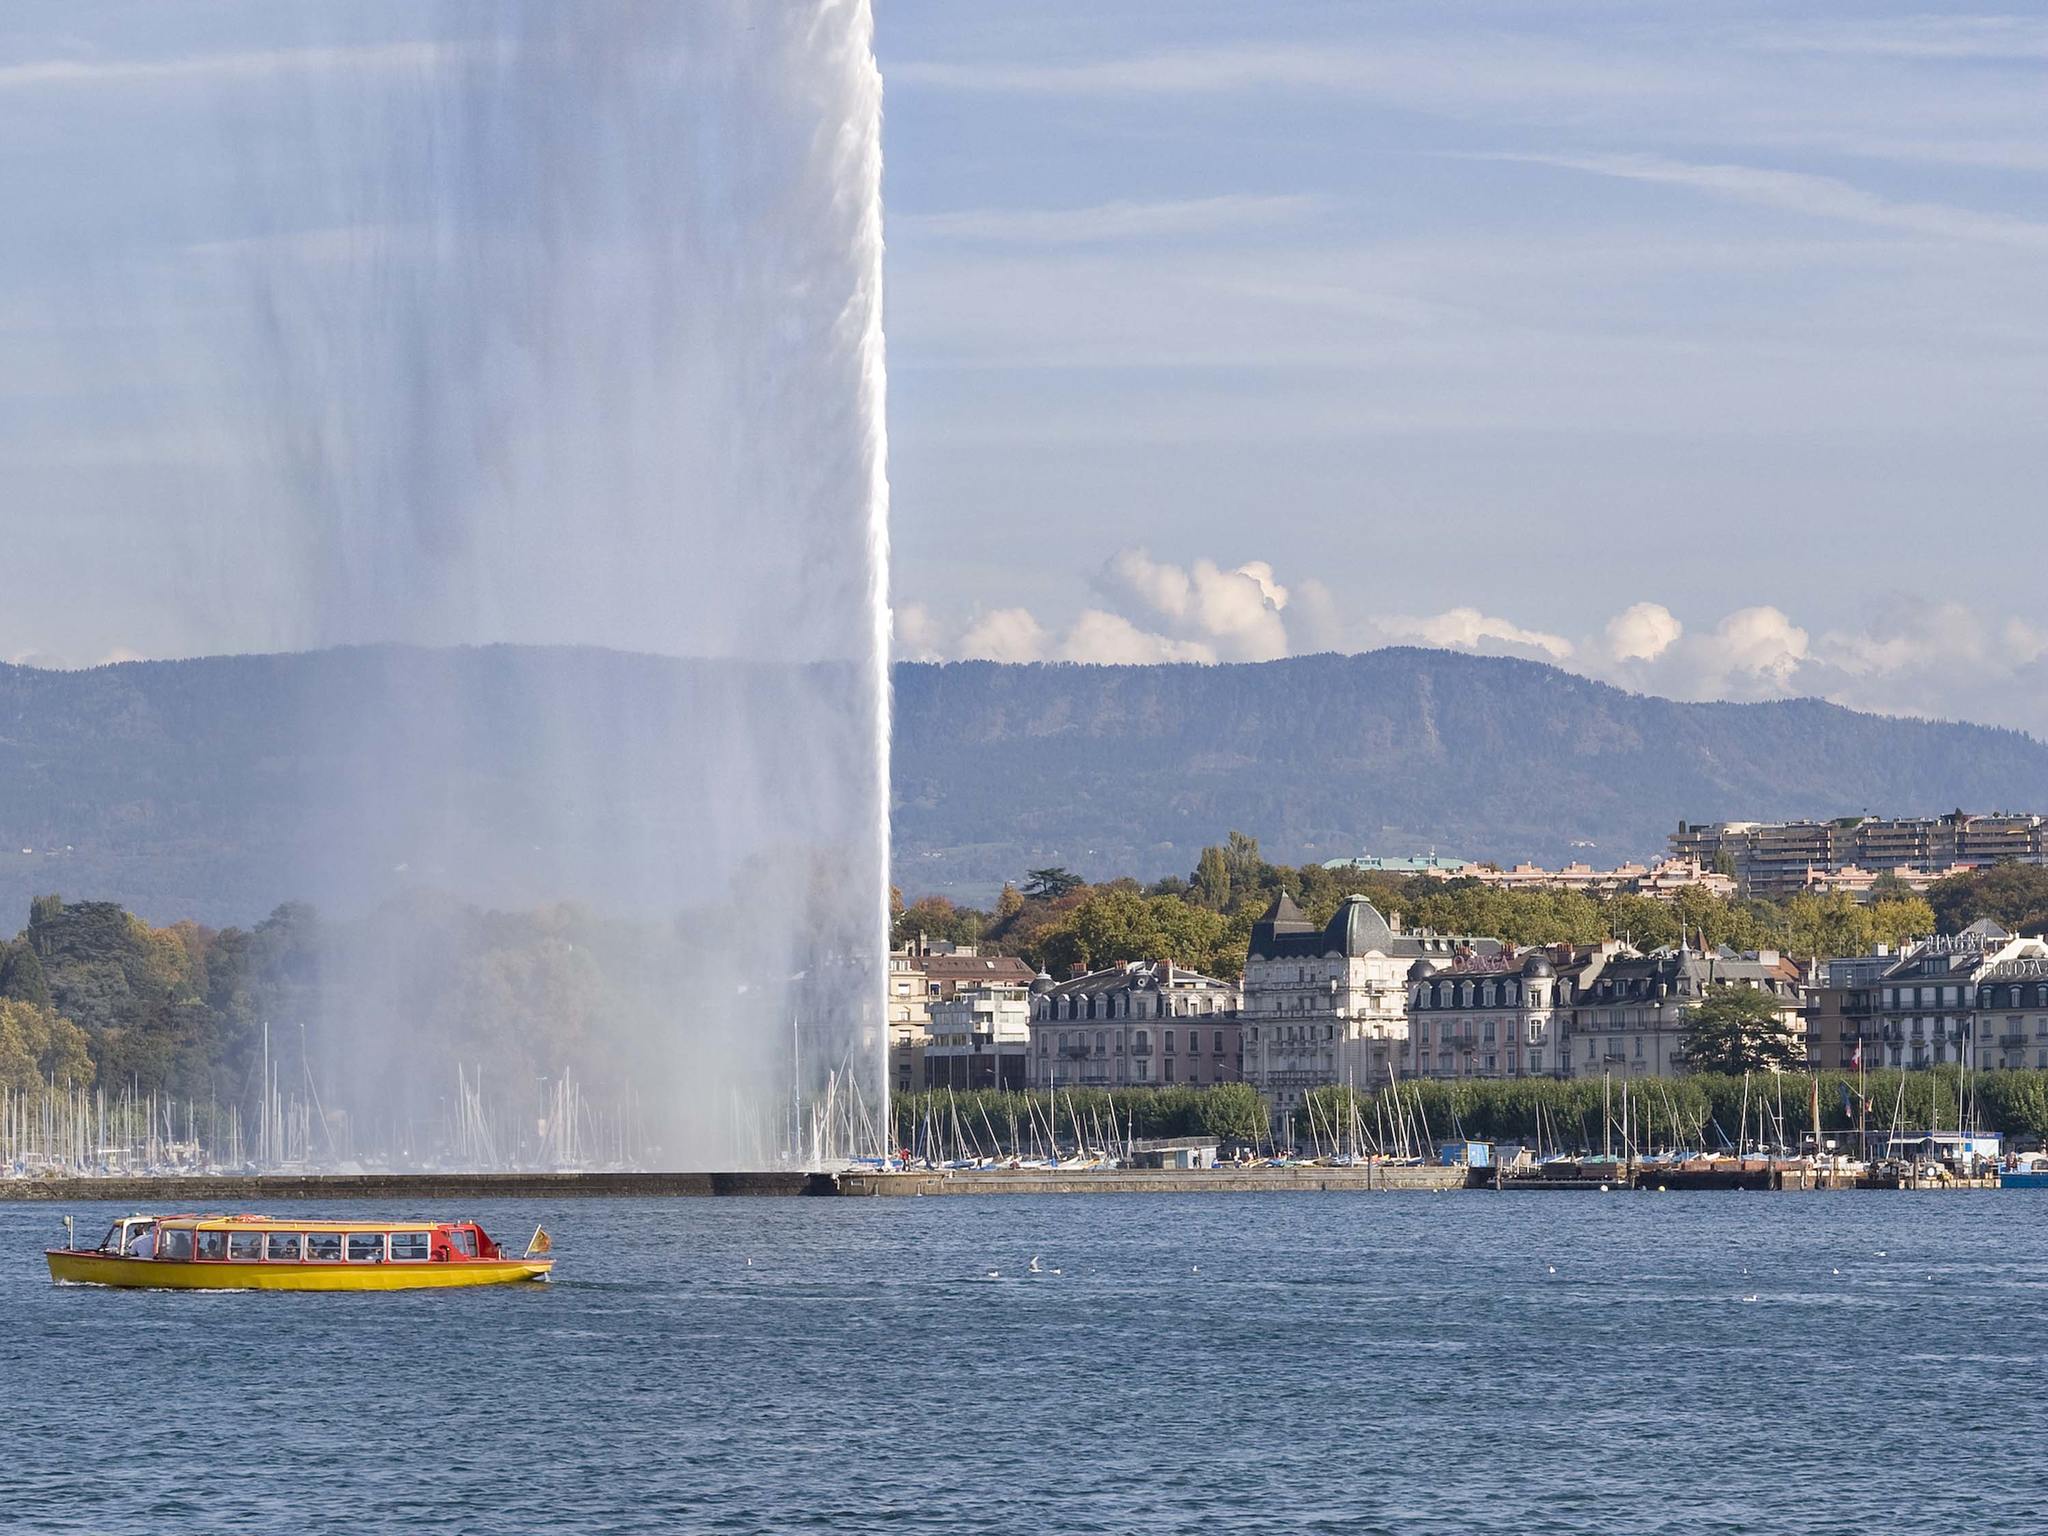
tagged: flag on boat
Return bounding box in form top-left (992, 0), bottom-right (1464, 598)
top-left (526, 1225), bottom-right (552, 1257)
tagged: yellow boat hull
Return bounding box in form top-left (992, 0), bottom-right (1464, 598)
top-left (47, 1251), bottom-right (552, 1291)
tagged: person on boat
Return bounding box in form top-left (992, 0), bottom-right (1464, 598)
top-left (126, 1225), bottom-right (155, 1259)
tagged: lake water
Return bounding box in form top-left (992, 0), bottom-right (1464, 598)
top-left (5, 1191), bottom-right (2044, 1533)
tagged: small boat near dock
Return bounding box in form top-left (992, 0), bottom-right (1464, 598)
top-left (46, 1213), bottom-right (554, 1290)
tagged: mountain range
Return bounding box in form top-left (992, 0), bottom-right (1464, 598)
top-left (2, 645), bottom-right (2043, 923)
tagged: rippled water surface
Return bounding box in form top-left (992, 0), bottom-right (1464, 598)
top-left (6, 1191), bottom-right (2045, 1533)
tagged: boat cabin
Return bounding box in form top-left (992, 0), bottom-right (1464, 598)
top-left (92, 1215), bottom-right (505, 1265)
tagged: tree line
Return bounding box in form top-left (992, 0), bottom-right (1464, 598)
top-left (894, 832), bottom-right (2048, 981)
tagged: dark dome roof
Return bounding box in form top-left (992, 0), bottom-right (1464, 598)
top-left (1520, 953), bottom-right (1555, 977)
top-left (1407, 957), bottom-right (1434, 981)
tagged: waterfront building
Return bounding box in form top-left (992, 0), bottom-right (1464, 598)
top-left (1802, 950), bottom-right (1897, 1071)
top-left (1026, 960), bottom-right (1241, 1090)
top-left (1869, 922), bottom-right (2048, 1070)
top-left (1239, 893), bottom-right (1495, 1136)
top-left (924, 982), bottom-right (1033, 1090)
top-left (1561, 946), bottom-right (1803, 1079)
top-left (1405, 944), bottom-right (1615, 1081)
top-left (887, 951), bottom-right (931, 1098)
top-left (1973, 958), bottom-right (2048, 1071)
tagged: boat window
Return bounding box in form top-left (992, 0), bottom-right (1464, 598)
top-left (346, 1233), bottom-right (386, 1263)
top-left (306, 1233), bottom-right (344, 1262)
top-left (196, 1230), bottom-right (229, 1262)
top-left (450, 1229), bottom-right (479, 1258)
top-left (160, 1228), bottom-right (194, 1261)
top-left (228, 1232), bottom-right (263, 1262)
top-left (388, 1232), bottom-right (431, 1262)
top-left (265, 1233), bottom-right (304, 1262)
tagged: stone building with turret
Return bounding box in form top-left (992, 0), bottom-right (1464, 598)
top-left (1239, 892), bottom-right (1496, 1138)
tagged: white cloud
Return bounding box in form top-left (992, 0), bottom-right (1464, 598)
top-left (1098, 549), bottom-right (1291, 661)
top-left (1376, 607), bottom-right (1575, 663)
top-left (1750, 17), bottom-right (2048, 61)
top-left (0, 42), bottom-right (443, 92)
top-left (1605, 602), bottom-right (1682, 663)
top-left (1057, 610), bottom-right (1214, 665)
top-left (891, 602), bottom-right (947, 663)
top-left (1492, 152), bottom-right (2048, 251)
top-left (958, 608), bottom-right (1049, 664)
top-left (897, 557), bottom-right (2048, 737)
top-left (903, 195), bottom-right (1322, 246)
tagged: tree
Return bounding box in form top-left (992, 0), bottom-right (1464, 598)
top-left (0, 999), bottom-right (93, 1091)
top-left (993, 883), bottom-right (1024, 921)
top-left (1868, 896), bottom-right (1935, 949)
top-left (1928, 864), bottom-right (2048, 935)
top-left (1679, 985), bottom-right (1802, 1075)
top-left (0, 941), bottom-right (51, 1009)
top-left (1781, 891), bottom-right (1871, 959)
top-left (1191, 845), bottom-right (1232, 911)
top-left (1023, 867), bottom-right (1084, 900)
top-left (1198, 1083), bottom-right (1267, 1146)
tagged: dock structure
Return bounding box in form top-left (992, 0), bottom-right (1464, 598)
top-left (0, 1165), bottom-right (1467, 1202)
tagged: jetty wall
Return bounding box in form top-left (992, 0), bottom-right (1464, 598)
top-left (0, 1165), bottom-right (1468, 1202)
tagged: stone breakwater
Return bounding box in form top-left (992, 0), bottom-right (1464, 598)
top-left (0, 1166), bottom-right (1467, 1202)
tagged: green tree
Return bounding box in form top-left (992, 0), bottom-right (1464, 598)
top-left (1191, 845), bottom-right (1232, 911)
top-left (1197, 1083), bottom-right (1267, 1146)
top-left (0, 941), bottom-right (51, 1009)
top-left (993, 883), bottom-right (1024, 921)
top-left (1781, 891), bottom-right (1871, 959)
top-left (1023, 867), bottom-right (1084, 900)
top-left (1928, 864), bottom-right (2048, 935)
top-left (1680, 985), bottom-right (1802, 1075)
top-left (1868, 896), bottom-right (1935, 949)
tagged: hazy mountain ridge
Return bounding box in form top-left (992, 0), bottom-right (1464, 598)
top-left (2, 645), bottom-right (2044, 922)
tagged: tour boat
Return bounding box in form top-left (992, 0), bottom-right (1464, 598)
top-left (46, 1213), bottom-right (554, 1291)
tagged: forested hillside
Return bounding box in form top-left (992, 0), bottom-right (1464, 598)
top-left (1, 645), bottom-right (2043, 922)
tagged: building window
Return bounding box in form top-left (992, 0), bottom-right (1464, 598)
top-left (1165, 1030), bottom-right (1176, 1055)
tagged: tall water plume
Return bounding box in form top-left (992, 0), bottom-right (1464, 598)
top-left (205, 2), bottom-right (891, 1166)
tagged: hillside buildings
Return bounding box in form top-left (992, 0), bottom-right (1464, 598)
top-left (1671, 812), bottom-right (2048, 897)
top-left (1026, 961), bottom-right (1240, 1090)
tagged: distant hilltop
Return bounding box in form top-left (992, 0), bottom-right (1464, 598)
top-left (0, 644), bottom-right (2044, 922)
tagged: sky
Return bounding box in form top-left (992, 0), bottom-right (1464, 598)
top-left (2, 3), bottom-right (2046, 732)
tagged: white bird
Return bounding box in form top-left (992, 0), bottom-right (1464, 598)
top-left (986, 1269), bottom-right (999, 1279)
top-left (1548, 1266), bottom-right (1557, 1275)
top-left (1832, 1268), bottom-right (1840, 1276)
top-left (1027, 1256), bottom-right (1043, 1274)
top-left (1742, 1294), bottom-right (1758, 1303)
top-left (1050, 1268), bottom-right (1062, 1276)
top-left (1191, 1265), bottom-right (1199, 1274)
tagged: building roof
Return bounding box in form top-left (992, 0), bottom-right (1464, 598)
top-left (1037, 959), bottom-right (1234, 998)
top-left (917, 954), bottom-right (1037, 983)
top-left (1249, 893), bottom-right (1495, 963)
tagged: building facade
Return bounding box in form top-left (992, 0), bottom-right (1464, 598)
top-left (1562, 947), bottom-right (1803, 1079)
top-left (1026, 961), bottom-right (1241, 1090)
top-left (923, 982), bottom-right (1033, 1090)
top-left (1240, 893), bottom-right (1496, 1136)
top-left (1671, 812), bottom-right (2048, 896)
top-left (1404, 946), bottom-right (1609, 1081)
top-left (1868, 924), bottom-right (2048, 1070)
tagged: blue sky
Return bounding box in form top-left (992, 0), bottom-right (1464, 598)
top-left (2, 4), bottom-right (2045, 731)
top-left (874, 1), bottom-right (2048, 729)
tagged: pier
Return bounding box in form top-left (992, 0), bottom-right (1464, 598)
top-left (0, 1164), bottom-right (1467, 1203)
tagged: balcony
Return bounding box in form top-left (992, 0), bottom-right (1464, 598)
top-left (1059, 1044), bottom-right (1092, 1059)
top-left (2001, 1034), bottom-right (2028, 1048)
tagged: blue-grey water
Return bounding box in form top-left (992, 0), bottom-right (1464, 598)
top-left (5, 1192), bottom-right (2043, 1533)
